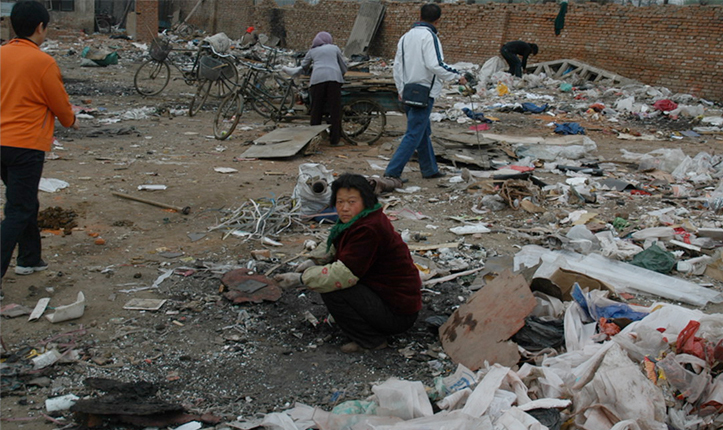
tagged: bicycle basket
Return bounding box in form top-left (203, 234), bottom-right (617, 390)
top-left (199, 55), bottom-right (229, 81)
top-left (150, 38), bottom-right (171, 62)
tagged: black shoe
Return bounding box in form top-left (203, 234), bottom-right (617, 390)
top-left (423, 171), bottom-right (447, 179)
top-left (384, 175), bottom-right (408, 184)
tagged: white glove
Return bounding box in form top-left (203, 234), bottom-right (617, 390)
top-left (274, 272), bottom-right (302, 289)
top-left (295, 259), bottom-right (316, 273)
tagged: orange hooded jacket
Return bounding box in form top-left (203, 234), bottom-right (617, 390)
top-left (1, 38), bottom-right (75, 152)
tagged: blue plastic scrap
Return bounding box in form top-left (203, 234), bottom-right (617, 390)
top-left (521, 102), bottom-right (549, 113)
top-left (461, 107), bottom-right (491, 122)
top-left (554, 122), bottom-right (586, 135)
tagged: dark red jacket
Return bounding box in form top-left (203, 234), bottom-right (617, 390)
top-left (333, 209), bottom-right (422, 315)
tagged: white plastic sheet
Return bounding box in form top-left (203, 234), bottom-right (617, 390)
top-left (514, 245), bottom-right (723, 306)
top-left (371, 378), bottom-right (433, 420)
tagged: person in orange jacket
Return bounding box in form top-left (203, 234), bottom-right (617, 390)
top-left (1, 1), bottom-right (79, 280)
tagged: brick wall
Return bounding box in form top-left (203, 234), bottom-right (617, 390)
top-left (175, 1), bottom-right (723, 101)
top-left (135, 0), bottom-right (159, 42)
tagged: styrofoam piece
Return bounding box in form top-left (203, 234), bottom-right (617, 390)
top-left (46, 394), bottom-right (79, 412)
top-left (32, 349), bottom-right (62, 370)
top-left (514, 245), bottom-right (723, 306)
top-left (450, 224), bottom-right (491, 235)
top-left (45, 292), bottom-right (85, 323)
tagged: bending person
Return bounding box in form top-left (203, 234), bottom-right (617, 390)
top-left (301, 31), bottom-right (347, 146)
top-left (500, 40), bottom-right (538, 78)
top-left (275, 173), bottom-right (422, 353)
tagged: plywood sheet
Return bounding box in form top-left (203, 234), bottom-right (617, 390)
top-left (242, 125), bottom-right (329, 158)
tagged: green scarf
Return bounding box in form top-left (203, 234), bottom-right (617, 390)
top-left (326, 203), bottom-right (382, 252)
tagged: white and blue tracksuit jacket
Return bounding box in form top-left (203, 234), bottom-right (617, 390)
top-left (393, 22), bottom-right (461, 100)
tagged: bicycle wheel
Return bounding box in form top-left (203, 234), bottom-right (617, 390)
top-left (134, 59), bottom-right (171, 96)
top-left (250, 93), bottom-right (276, 119)
top-left (208, 58), bottom-right (239, 99)
top-left (214, 93), bottom-right (244, 140)
top-left (253, 71), bottom-right (287, 99)
top-left (342, 99), bottom-right (386, 145)
top-left (189, 79), bottom-right (212, 117)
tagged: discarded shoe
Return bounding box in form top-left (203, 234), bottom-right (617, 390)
top-left (15, 260), bottom-right (49, 276)
top-left (423, 171), bottom-right (447, 179)
top-left (340, 341), bottom-right (388, 353)
top-left (384, 175), bottom-right (408, 184)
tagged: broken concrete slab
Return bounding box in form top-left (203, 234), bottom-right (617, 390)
top-left (241, 125), bottom-right (329, 159)
top-left (439, 270), bottom-right (537, 370)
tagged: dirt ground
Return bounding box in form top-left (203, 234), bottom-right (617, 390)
top-left (1, 34), bottom-right (722, 430)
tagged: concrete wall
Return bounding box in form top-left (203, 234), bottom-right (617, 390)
top-left (48, 0), bottom-right (95, 34)
top-left (171, 1), bottom-right (722, 102)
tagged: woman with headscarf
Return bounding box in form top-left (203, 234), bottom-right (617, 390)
top-left (301, 31), bottom-right (347, 146)
top-left (274, 173), bottom-right (422, 353)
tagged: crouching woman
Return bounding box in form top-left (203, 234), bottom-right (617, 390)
top-left (275, 173), bottom-right (421, 353)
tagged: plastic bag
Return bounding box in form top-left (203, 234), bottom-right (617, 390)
top-left (630, 243), bottom-right (676, 274)
top-left (292, 163), bottom-right (334, 216)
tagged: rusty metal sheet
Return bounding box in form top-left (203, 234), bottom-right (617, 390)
top-left (221, 271), bottom-right (282, 304)
top-left (439, 270), bottom-right (536, 370)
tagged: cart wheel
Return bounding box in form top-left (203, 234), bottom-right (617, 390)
top-left (214, 93), bottom-right (244, 140)
top-left (209, 57), bottom-right (239, 99)
top-left (342, 99), bottom-right (386, 145)
top-left (189, 79), bottom-right (212, 117)
top-left (134, 59), bottom-right (171, 96)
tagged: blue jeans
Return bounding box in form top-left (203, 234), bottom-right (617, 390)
top-left (384, 99), bottom-right (439, 178)
top-left (1, 146), bottom-right (45, 279)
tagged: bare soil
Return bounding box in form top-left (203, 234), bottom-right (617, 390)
top-left (1, 34), bottom-right (722, 429)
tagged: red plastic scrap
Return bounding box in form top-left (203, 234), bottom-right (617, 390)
top-left (630, 189), bottom-right (652, 196)
top-left (653, 99), bottom-right (678, 112)
top-left (599, 318), bottom-right (621, 339)
top-left (676, 320), bottom-right (706, 360)
top-left (589, 103), bottom-right (605, 112)
top-left (673, 227), bottom-right (692, 244)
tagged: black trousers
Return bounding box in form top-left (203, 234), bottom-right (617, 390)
top-left (321, 283), bottom-right (418, 349)
top-left (1, 146), bottom-right (46, 279)
top-left (309, 81), bottom-right (343, 145)
top-left (501, 48), bottom-right (523, 78)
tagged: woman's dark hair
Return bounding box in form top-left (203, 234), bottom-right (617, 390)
top-left (11, 0), bottom-right (50, 38)
top-left (530, 43), bottom-right (539, 56)
top-left (330, 173), bottom-right (378, 210)
top-left (420, 3), bottom-right (442, 23)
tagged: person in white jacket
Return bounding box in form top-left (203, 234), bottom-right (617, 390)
top-left (384, 3), bottom-right (466, 180)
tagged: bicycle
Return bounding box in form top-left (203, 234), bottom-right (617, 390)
top-left (213, 62), bottom-right (386, 145)
top-left (133, 37), bottom-right (239, 99)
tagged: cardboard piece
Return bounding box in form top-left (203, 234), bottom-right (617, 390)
top-left (439, 271), bottom-right (536, 370)
top-left (29, 297), bottom-right (51, 321)
top-left (531, 267), bottom-right (614, 301)
top-left (242, 125), bottom-right (329, 159)
top-left (123, 298), bottom-right (167, 311)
